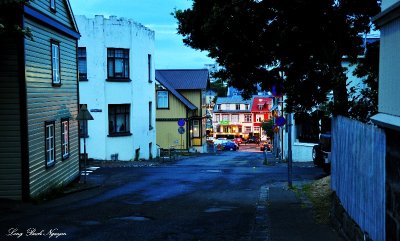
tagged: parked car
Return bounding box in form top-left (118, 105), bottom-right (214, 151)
top-left (312, 132), bottom-right (331, 173)
top-left (260, 141), bottom-right (272, 151)
top-left (245, 136), bottom-right (259, 144)
top-left (222, 140), bottom-right (238, 151)
top-left (234, 137), bottom-right (243, 145)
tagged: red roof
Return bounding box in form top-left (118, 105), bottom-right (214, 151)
top-left (251, 97), bottom-right (272, 112)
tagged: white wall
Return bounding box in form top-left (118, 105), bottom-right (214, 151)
top-left (379, 17), bottom-right (400, 117)
top-left (76, 15), bottom-right (156, 161)
top-left (382, 0), bottom-right (399, 11)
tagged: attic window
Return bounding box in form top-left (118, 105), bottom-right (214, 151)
top-left (50, 0), bottom-right (56, 12)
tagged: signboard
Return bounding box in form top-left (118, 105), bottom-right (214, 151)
top-left (178, 126), bottom-right (185, 134)
top-left (178, 119), bottom-right (185, 127)
top-left (219, 120), bottom-right (230, 125)
top-left (276, 116), bottom-right (286, 126)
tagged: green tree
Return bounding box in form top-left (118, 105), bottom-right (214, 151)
top-left (174, 0), bottom-right (380, 116)
top-left (0, 0), bottom-right (32, 39)
top-left (261, 119), bottom-right (274, 139)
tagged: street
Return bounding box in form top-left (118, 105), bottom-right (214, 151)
top-left (1, 146), bottom-right (343, 241)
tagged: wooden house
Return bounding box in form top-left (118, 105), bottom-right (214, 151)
top-left (155, 69), bottom-right (209, 153)
top-left (0, 0), bottom-right (80, 200)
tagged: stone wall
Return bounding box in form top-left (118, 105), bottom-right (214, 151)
top-left (386, 129), bottom-right (400, 241)
top-left (331, 193), bottom-right (373, 241)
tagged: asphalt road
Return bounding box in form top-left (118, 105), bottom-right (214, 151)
top-left (1, 146), bottom-right (338, 241)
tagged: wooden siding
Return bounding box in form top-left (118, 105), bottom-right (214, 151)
top-left (24, 17), bottom-right (79, 198)
top-left (29, 0), bottom-right (74, 28)
top-left (156, 121), bottom-right (187, 150)
top-left (156, 91), bottom-right (187, 119)
top-left (0, 36), bottom-right (22, 200)
top-left (180, 90), bottom-right (201, 117)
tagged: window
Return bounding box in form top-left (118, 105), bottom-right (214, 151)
top-left (256, 114), bottom-right (263, 122)
top-left (254, 127), bottom-right (260, 133)
top-left (107, 48), bottom-right (129, 80)
top-left (222, 114), bottom-right (229, 121)
top-left (192, 120), bottom-right (200, 137)
top-left (149, 142), bottom-right (153, 160)
top-left (61, 118), bottom-right (69, 159)
top-left (226, 104), bottom-right (231, 110)
top-left (78, 47), bottom-right (87, 81)
top-left (231, 114), bottom-right (239, 123)
top-left (79, 104), bottom-right (89, 138)
top-left (245, 126), bottom-right (252, 133)
top-left (157, 91), bottom-right (169, 109)
top-left (215, 114), bottom-right (220, 122)
top-left (45, 121), bottom-right (55, 168)
top-left (236, 104), bottom-right (240, 110)
top-left (148, 54), bottom-right (152, 82)
top-left (217, 104), bottom-right (221, 110)
top-left (50, 0), bottom-right (56, 11)
top-left (108, 104), bottom-right (131, 136)
top-left (245, 104), bottom-right (249, 110)
top-left (149, 101), bottom-right (153, 130)
top-left (258, 104), bottom-right (264, 110)
top-left (51, 41), bottom-right (61, 85)
top-left (244, 114), bottom-right (252, 122)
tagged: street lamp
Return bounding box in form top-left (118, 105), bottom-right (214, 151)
top-left (76, 104), bottom-right (93, 184)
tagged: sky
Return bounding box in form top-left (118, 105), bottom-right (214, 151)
top-left (69, 0), bottom-right (214, 69)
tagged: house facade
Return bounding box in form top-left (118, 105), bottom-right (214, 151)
top-left (372, 1), bottom-right (400, 239)
top-left (251, 96), bottom-right (273, 140)
top-left (0, 0), bottom-right (80, 200)
top-left (212, 96), bottom-right (253, 139)
top-left (75, 15), bottom-right (156, 161)
top-left (156, 69), bottom-right (209, 153)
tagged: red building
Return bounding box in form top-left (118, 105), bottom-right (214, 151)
top-left (251, 96), bottom-right (273, 139)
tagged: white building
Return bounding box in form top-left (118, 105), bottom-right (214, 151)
top-left (76, 15), bottom-right (156, 161)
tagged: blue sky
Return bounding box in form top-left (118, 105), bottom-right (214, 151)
top-left (69, 0), bottom-right (214, 69)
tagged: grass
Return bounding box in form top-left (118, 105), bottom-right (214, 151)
top-left (301, 176), bottom-right (332, 224)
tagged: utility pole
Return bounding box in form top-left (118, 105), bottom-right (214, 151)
top-left (287, 113), bottom-right (293, 188)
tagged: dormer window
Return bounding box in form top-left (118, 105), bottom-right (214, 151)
top-left (258, 104), bottom-right (263, 110)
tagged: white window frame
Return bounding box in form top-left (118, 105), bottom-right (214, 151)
top-left (192, 120), bottom-right (200, 137)
top-left (61, 119), bottom-right (69, 159)
top-left (244, 114), bottom-right (252, 122)
top-left (231, 114), bottom-right (239, 123)
top-left (51, 41), bottom-right (61, 85)
top-left (45, 121), bottom-right (55, 167)
top-left (157, 91), bottom-right (169, 109)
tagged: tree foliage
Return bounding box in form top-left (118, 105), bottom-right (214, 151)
top-left (0, 0), bottom-right (32, 39)
top-left (348, 40), bottom-right (379, 122)
top-left (175, 0), bottom-right (381, 116)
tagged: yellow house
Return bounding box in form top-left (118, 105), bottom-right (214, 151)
top-left (155, 69), bottom-right (210, 153)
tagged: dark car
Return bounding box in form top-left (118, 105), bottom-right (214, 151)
top-left (222, 141), bottom-right (238, 151)
top-left (312, 133), bottom-right (331, 173)
top-left (245, 136), bottom-right (259, 144)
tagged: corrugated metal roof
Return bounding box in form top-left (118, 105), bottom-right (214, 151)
top-left (156, 69), bottom-right (209, 90)
top-left (155, 71), bottom-right (197, 111)
top-left (215, 95), bottom-right (253, 104)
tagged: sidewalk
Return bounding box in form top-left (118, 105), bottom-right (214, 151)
top-left (252, 182), bottom-right (344, 241)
